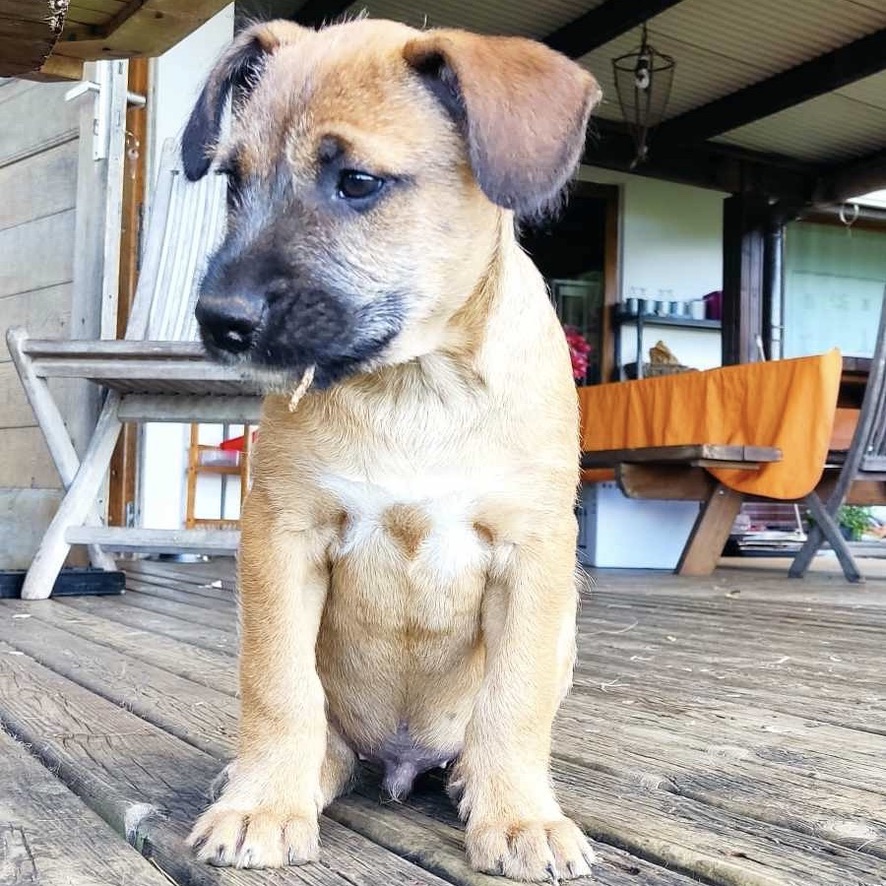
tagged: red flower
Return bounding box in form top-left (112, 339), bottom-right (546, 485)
top-left (563, 325), bottom-right (591, 381)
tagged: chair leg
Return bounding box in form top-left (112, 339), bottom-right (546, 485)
top-left (21, 394), bottom-right (123, 600)
top-left (789, 493), bottom-right (863, 583)
top-left (7, 327), bottom-right (115, 572)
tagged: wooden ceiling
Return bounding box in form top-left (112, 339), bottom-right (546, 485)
top-left (3, 0), bottom-right (886, 205)
top-left (0, 0), bottom-right (231, 79)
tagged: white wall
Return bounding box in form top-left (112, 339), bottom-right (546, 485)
top-left (139, 6), bottom-right (234, 531)
top-left (579, 166), bottom-right (726, 372)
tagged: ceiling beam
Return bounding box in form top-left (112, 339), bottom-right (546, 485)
top-left (544, 0), bottom-right (686, 59)
top-left (584, 119), bottom-right (817, 205)
top-left (813, 148), bottom-right (886, 204)
top-left (289, 0), bottom-right (354, 28)
top-left (657, 27), bottom-right (886, 144)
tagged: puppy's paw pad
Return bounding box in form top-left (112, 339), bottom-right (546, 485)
top-left (188, 807), bottom-right (319, 869)
top-left (467, 816), bottom-right (595, 882)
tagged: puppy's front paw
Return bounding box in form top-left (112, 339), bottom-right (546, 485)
top-left (466, 816), bottom-right (596, 882)
top-left (188, 805), bottom-right (319, 869)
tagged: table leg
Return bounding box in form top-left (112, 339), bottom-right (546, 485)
top-left (676, 483), bottom-right (744, 576)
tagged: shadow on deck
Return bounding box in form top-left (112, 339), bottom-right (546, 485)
top-left (0, 558), bottom-right (884, 885)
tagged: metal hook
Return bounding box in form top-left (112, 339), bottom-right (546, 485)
top-left (838, 202), bottom-right (860, 228)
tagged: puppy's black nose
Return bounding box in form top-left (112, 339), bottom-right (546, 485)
top-left (196, 294), bottom-right (264, 354)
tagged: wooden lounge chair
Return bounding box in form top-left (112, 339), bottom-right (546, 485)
top-left (789, 285), bottom-right (886, 583)
top-left (8, 140), bottom-right (263, 600)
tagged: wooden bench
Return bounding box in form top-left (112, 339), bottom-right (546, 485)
top-left (581, 444), bottom-right (783, 576)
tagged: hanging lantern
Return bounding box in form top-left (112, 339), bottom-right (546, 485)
top-left (612, 24), bottom-right (675, 168)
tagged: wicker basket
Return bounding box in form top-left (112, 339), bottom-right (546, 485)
top-left (624, 361), bottom-right (696, 380)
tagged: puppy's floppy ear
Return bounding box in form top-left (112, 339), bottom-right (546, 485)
top-left (181, 22), bottom-right (290, 181)
top-left (403, 30), bottom-right (601, 219)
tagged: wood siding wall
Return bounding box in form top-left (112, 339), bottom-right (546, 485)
top-left (0, 78), bottom-right (81, 567)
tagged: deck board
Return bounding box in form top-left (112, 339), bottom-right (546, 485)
top-left (0, 639), bottom-right (457, 886)
top-left (0, 559), bottom-right (885, 885)
top-left (0, 726), bottom-right (173, 886)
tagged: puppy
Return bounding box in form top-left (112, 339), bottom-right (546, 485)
top-left (181, 17), bottom-right (600, 882)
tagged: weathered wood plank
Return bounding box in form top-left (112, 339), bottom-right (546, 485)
top-left (581, 444), bottom-right (781, 469)
top-left (578, 612), bottom-right (886, 688)
top-left (6, 558), bottom-right (886, 886)
top-left (0, 81), bottom-right (78, 167)
top-left (62, 595), bottom-right (237, 653)
top-left (54, 0), bottom-right (231, 59)
top-left (117, 394), bottom-right (264, 423)
top-left (0, 209), bottom-right (74, 299)
top-left (0, 488), bottom-right (62, 570)
top-left (677, 483), bottom-right (745, 576)
top-left (565, 674), bottom-right (886, 791)
top-left (65, 526), bottom-right (241, 554)
top-left (588, 590), bottom-right (886, 634)
top-left (0, 362), bottom-right (81, 430)
top-left (128, 556), bottom-right (237, 590)
top-left (0, 138), bottom-right (78, 233)
top-left (23, 339), bottom-right (205, 358)
top-left (0, 426), bottom-right (59, 488)
top-left (0, 608), bottom-right (236, 758)
top-left (618, 462), bottom-right (716, 500)
top-left (124, 569), bottom-right (236, 604)
top-left (0, 285), bottom-right (72, 362)
top-left (551, 756), bottom-right (886, 886)
top-left (0, 78), bottom-right (37, 105)
top-left (25, 598), bottom-right (237, 693)
top-left (0, 641), bottom-right (462, 886)
top-left (120, 586), bottom-right (236, 628)
top-left (331, 790), bottom-right (701, 886)
top-left (125, 576), bottom-right (236, 610)
top-left (68, 0), bottom-right (129, 14)
top-left (0, 725), bottom-right (173, 886)
top-left (1, 601), bottom-right (694, 886)
top-left (0, 1), bottom-right (68, 77)
top-left (614, 464), bottom-right (886, 507)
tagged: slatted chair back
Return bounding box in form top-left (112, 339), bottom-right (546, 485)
top-left (789, 284), bottom-right (886, 582)
top-left (125, 139), bottom-right (227, 343)
top-left (842, 285), bottom-right (886, 481)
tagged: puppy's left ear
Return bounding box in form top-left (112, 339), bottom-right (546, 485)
top-left (182, 21), bottom-right (304, 181)
top-left (403, 30), bottom-right (601, 219)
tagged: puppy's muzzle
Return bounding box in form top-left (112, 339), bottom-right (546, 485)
top-left (195, 290), bottom-right (264, 355)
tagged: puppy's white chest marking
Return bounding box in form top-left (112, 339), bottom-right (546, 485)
top-left (322, 472), bottom-right (489, 583)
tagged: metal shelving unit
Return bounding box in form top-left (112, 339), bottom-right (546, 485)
top-left (613, 309), bottom-right (721, 379)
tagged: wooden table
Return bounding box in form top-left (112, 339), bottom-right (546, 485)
top-left (578, 352), bottom-right (844, 575)
top-left (583, 444), bottom-right (783, 576)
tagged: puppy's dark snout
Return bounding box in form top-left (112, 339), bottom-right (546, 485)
top-left (196, 293), bottom-right (264, 355)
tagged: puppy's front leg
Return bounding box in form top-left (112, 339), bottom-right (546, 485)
top-left (188, 490), bottom-right (346, 868)
top-left (455, 530), bottom-right (594, 882)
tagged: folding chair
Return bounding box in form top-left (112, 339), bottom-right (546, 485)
top-left (8, 140), bottom-right (263, 600)
top-left (789, 284), bottom-right (886, 583)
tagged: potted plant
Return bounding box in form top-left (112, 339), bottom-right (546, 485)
top-left (837, 505), bottom-right (874, 541)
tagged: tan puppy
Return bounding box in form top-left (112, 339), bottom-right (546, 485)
top-left (181, 17), bottom-right (600, 882)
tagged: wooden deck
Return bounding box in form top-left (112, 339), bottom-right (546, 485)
top-left (1, 558), bottom-right (885, 886)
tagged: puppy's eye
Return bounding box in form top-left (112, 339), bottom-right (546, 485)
top-left (337, 170), bottom-right (385, 201)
